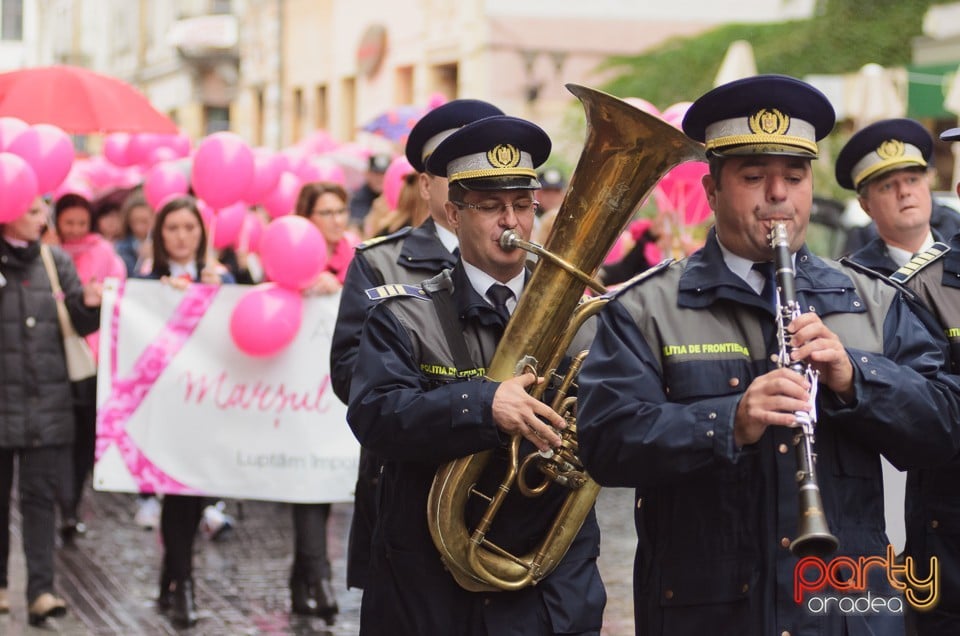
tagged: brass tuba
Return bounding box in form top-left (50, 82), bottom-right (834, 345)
top-left (426, 84), bottom-right (706, 592)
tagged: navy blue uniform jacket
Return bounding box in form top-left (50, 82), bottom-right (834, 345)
top-left (578, 231), bottom-right (960, 636)
top-left (348, 264), bottom-right (605, 636)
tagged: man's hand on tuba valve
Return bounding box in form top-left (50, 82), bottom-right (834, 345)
top-left (492, 373), bottom-right (566, 452)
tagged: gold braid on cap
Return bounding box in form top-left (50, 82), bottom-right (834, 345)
top-left (705, 134), bottom-right (819, 155)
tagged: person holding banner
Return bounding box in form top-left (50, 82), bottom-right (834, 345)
top-left (0, 196), bottom-right (101, 624)
top-left (139, 195), bottom-right (234, 629)
top-left (53, 192), bottom-right (127, 545)
top-left (331, 98), bottom-right (503, 592)
top-left (347, 115), bottom-right (605, 635)
top-left (279, 180), bottom-right (361, 621)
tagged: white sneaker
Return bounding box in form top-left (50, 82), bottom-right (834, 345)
top-left (200, 501), bottom-right (235, 541)
top-left (134, 496), bottom-right (161, 530)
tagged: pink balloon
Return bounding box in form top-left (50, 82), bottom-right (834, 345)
top-left (259, 215), bottom-right (328, 290)
top-left (245, 149), bottom-right (284, 205)
top-left (52, 176), bottom-right (93, 202)
top-left (382, 156), bottom-right (413, 211)
top-left (0, 117), bottom-right (28, 152)
top-left (103, 133), bottom-right (134, 167)
top-left (197, 199), bottom-right (215, 227)
top-left (148, 146), bottom-right (178, 166)
top-left (169, 132), bottom-right (192, 158)
top-left (229, 284), bottom-right (304, 357)
top-left (661, 102), bottom-right (694, 129)
top-left (261, 171), bottom-right (301, 219)
top-left (427, 92), bottom-right (448, 109)
top-left (654, 162), bottom-right (711, 226)
top-left (0, 153), bottom-right (39, 222)
top-left (143, 162), bottom-right (189, 210)
top-left (211, 202), bottom-right (248, 249)
top-left (191, 132), bottom-right (255, 209)
top-left (126, 133), bottom-right (162, 166)
top-left (298, 130), bottom-right (339, 154)
top-left (240, 213), bottom-right (265, 253)
top-left (297, 159), bottom-right (345, 187)
top-left (624, 97), bottom-right (661, 118)
top-left (7, 124), bottom-right (75, 193)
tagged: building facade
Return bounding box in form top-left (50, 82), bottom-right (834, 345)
top-left (9, 0), bottom-right (817, 151)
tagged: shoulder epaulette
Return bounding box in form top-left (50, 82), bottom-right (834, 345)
top-left (606, 258), bottom-right (674, 299)
top-left (356, 226), bottom-right (414, 252)
top-left (889, 242), bottom-right (951, 284)
top-left (365, 283), bottom-right (430, 301)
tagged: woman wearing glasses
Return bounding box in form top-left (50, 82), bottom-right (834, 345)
top-left (286, 181), bottom-right (360, 623)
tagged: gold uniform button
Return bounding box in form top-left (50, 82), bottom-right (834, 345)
top-left (741, 583), bottom-right (749, 593)
top-left (728, 377), bottom-right (740, 388)
top-left (664, 589), bottom-right (674, 600)
top-left (778, 443), bottom-right (789, 454)
top-left (781, 536), bottom-right (791, 548)
top-left (932, 520), bottom-right (939, 529)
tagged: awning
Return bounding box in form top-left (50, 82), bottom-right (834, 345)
top-left (907, 62), bottom-right (957, 119)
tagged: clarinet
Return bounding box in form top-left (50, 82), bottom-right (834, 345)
top-left (769, 222), bottom-right (839, 558)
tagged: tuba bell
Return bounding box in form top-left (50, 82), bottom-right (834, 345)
top-left (426, 84), bottom-right (706, 592)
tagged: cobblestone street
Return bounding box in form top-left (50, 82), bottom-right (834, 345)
top-left (2, 487), bottom-right (637, 635)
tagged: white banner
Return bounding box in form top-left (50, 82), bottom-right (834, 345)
top-left (94, 279), bottom-right (359, 503)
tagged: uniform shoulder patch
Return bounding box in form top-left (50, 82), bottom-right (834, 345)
top-left (364, 283), bottom-right (430, 301)
top-left (606, 258), bottom-right (674, 299)
top-left (356, 226), bottom-right (414, 252)
top-left (889, 242), bottom-right (951, 284)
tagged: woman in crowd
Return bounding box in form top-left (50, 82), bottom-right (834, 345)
top-left (284, 181), bottom-right (359, 622)
top-left (52, 193), bottom-right (126, 543)
top-left (114, 192), bottom-right (154, 277)
top-left (91, 188), bottom-right (131, 244)
top-left (139, 196), bottom-right (234, 629)
top-left (362, 173), bottom-right (428, 238)
top-left (0, 196), bottom-right (101, 625)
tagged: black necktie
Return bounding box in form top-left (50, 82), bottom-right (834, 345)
top-left (752, 261), bottom-right (777, 308)
top-left (486, 284), bottom-right (514, 324)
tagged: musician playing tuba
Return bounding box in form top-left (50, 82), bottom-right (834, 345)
top-left (347, 115), bottom-right (606, 636)
top-left (576, 75), bottom-right (960, 636)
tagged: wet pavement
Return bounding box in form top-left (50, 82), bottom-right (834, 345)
top-left (3, 486), bottom-right (637, 635)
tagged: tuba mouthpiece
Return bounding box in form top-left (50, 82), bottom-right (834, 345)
top-left (499, 230), bottom-right (520, 251)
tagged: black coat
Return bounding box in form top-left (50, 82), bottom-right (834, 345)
top-left (0, 239), bottom-right (99, 448)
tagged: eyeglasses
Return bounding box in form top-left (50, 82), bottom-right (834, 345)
top-left (452, 199), bottom-right (540, 217)
top-left (312, 207), bottom-right (349, 218)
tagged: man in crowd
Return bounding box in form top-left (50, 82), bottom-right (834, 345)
top-left (532, 167), bottom-right (567, 243)
top-left (883, 126), bottom-right (960, 635)
top-left (576, 74), bottom-right (960, 635)
top-left (838, 118), bottom-right (943, 561)
top-left (346, 115), bottom-right (605, 635)
top-left (348, 153), bottom-right (392, 231)
top-left (839, 118), bottom-right (941, 276)
top-left (330, 99), bottom-right (503, 589)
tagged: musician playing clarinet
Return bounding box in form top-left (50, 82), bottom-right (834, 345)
top-left (576, 75), bottom-right (960, 636)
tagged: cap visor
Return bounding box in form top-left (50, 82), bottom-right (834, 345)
top-left (457, 176), bottom-right (542, 191)
top-left (710, 143), bottom-right (817, 159)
